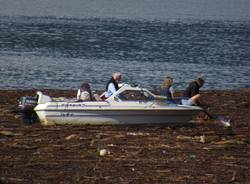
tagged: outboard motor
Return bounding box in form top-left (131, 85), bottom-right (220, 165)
top-left (18, 96), bottom-right (38, 111)
top-left (18, 96), bottom-right (38, 124)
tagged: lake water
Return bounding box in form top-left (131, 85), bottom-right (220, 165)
top-left (0, 15), bottom-right (249, 90)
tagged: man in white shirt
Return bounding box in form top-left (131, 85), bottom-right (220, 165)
top-left (105, 72), bottom-right (122, 98)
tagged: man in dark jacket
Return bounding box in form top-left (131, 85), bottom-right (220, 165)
top-left (105, 72), bottom-right (122, 98)
top-left (181, 78), bottom-right (205, 106)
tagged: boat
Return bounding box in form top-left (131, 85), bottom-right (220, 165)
top-left (33, 84), bottom-right (203, 125)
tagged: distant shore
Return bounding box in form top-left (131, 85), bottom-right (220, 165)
top-left (0, 89), bottom-right (249, 183)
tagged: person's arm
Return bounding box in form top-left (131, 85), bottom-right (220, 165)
top-left (169, 86), bottom-right (175, 99)
top-left (77, 89), bottom-right (81, 100)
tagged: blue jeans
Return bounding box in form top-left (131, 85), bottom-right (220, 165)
top-left (181, 98), bottom-right (194, 106)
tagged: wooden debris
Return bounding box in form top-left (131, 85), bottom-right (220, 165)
top-left (0, 130), bottom-right (22, 136)
top-left (0, 89), bottom-right (249, 183)
top-left (65, 134), bottom-right (80, 140)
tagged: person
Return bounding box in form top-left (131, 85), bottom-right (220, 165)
top-left (77, 83), bottom-right (93, 101)
top-left (160, 76), bottom-right (175, 101)
top-left (181, 77), bottom-right (205, 106)
top-left (104, 72), bottom-right (122, 98)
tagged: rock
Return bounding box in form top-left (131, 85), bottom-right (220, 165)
top-left (189, 154), bottom-right (196, 160)
top-left (99, 149), bottom-right (108, 156)
top-left (200, 135), bottom-right (206, 143)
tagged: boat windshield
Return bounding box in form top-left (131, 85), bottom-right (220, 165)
top-left (116, 90), bottom-right (154, 101)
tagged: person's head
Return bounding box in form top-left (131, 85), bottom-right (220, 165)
top-left (196, 77), bottom-right (205, 87)
top-left (80, 83), bottom-right (91, 92)
top-left (113, 72), bottom-right (122, 81)
top-left (162, 76), bottom-right (173, 87)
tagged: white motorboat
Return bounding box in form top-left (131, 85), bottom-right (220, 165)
top-left (34, 84), bottom-right (203, 125)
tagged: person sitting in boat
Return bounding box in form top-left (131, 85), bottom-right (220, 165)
top-left (104, 72), bottom-right (122, 98)
top-left (77, 83), bottom-right (93, 101)
top-left (160, 76), bottom-right (175, 102)
top-left (181, 77), bottom-right (205, 106)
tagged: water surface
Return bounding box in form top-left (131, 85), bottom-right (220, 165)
top-left (0, 16), bottom-right (249, 90)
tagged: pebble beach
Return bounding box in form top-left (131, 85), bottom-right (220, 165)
top-left (0, 89), bottom-right (249, 183)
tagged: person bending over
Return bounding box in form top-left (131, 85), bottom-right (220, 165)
top-left (181, 77), bottom-right (205, 106)
top-left (105, 72), bottom-right (122, 98)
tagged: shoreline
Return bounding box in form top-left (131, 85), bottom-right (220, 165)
top-left (0, 89), bottom-right (249, 183)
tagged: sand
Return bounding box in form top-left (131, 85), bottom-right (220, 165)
top-left (0, 89), bottom-right (249, 183)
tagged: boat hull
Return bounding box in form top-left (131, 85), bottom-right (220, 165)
top-left (35, 108), bottom-right (201, 125)
top-left (33, 85), bottom-right (203, 125)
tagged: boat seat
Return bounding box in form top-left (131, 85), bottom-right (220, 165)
top-left (93, 93), bottom-right (102, 101)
